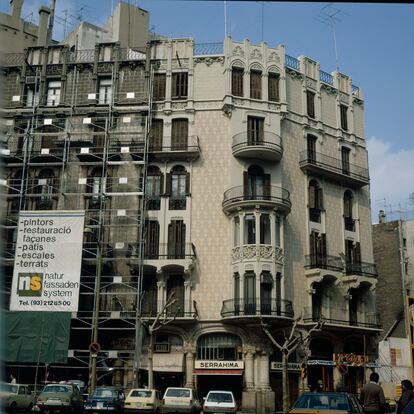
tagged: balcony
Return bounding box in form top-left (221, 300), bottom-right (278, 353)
top-left (141, 299), bottom-right (198, 320)
top-left (305, 254), bottom-right (343, 272)
top-left (299, 150), bottom-right (369, 187)
top-left (221, 298), bottom-right (294, 324)
top-left (344, 217), bottom-right (356, 232)
top-left (231, 245), bottom-right (284, 266)
top-left (222, 185), bottom-right (291, 214)
top-left (303, 306), bottom-right (381, 331)
top-left (232, 132), bottom-right (283, 161)
top-left (145, 136), bottom-right (200, 161)
top-left (345, 261), bottom-right (378, 278)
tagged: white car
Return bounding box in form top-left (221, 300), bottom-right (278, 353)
top-left (162, 387), bottom-right (201, 414)
top-left (203, 391), bottom-right (237, 413)
top-left (0, 383), bottom-right (36, 412)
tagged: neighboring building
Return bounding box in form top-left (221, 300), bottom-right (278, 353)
top-left (2, 1), bottom-right (379, 412)
top-left (373, 213), bottom-right (414, 393)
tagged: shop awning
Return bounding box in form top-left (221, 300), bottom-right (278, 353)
top-left (193, 369), bottom-right (243, 376)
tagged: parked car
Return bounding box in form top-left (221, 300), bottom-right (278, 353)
top-left (290, 392), bottom-right (363, 414)
top-left (84, 386), bottom-right (125, 414)
top-left (203, 390), bottom-right (237, 413)
top-left (35, 383), bottom-right (84, 413)
top-left (0, 383), bottom-right (36, 412)
top-left (162, 387), bottom-right (201, 414)
top-left (124, 389), bottom-right (162, 413)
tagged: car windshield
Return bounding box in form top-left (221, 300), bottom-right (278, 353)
top-left (43, 385), bottom-right (71, 393)
top-left (294, 394), bottom-right (349, 410)
top-left (166, 389), bottom-right (190, 398)
top-left (130, 390), bottom-right (152, 398)
top-left (93, 388), bottom-right (117, 398)
top-left (207, 392), bottom-right (233, 403)
top-left (1, 384), bottom-right (18, 393)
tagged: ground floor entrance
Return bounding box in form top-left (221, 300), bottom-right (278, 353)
top-left (196, 374), bottom-right (243, 405)
top-left (270, 373), bottom-right (299, 413)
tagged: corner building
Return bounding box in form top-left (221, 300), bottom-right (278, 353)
top-left (2, 9), bottom-right (379, 412)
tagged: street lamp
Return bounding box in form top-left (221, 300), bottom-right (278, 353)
top-left (84, 226), bottom-right (103, 394)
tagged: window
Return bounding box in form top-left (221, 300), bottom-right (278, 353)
top-left (234, 217), bottom-right (240, 247)
top-left (250, 70), bottom-right (262, 99)
top-left (231, 67), bottom-right (244, 96)
top-left (36, 169), bottom-right (55, 209)
top-left (168, 220), bottom-right (186, 259)
top-left (310, 231), bottom-right (327, 264)
top-left (260, 214), bottom-right (271, 244)
top-left (166, 165), bottom-right (189, 210)
top-left (268, 72), bottom-right (280, 102)
top-left (343, 190), bottom-right (354, 231)
top-left (341, 147), bottom-right (351, 175)
top-left (153, 73), bottom-right (166, 101)
top-left (307, 90), bottom-right (315, 118)
top-left (307, 135), bottom-right (317, 162)
top-left (340, 104), bottom-right (348, 130)
top-left (144, 220), bottom-right (159, 259)
top-left (244, 272), bottom-right (256, 315)
top-left (146, 166), bottom-right (162, 210)
top-left (41, 125), bottom-right (58, 149)
top-left (46, 81), bottom-right (61, 106)
top-left (260, 271), bottom-right (272, 314)
top-left (171, 119), bottom-right (188, 150)
top-left (98, 78), bottom-right (112, 105)
top-left (244, 214), bottom-right (256, 245)
top-left (26, 84), bottom-right (39, 107)
top-left (275, 216), bottom-right (281, 246)
top-left (150, 119), bottom-right (163, 151)
top-left (172, 72), bottom-right (188, 100)
top-left (88, 168), bottom-right (105, 208)
top-left (309, 180), bottom-right (323, 223)
top-left (247, 116), bottom-right (264, 145)
top-left (244, 165), bottom-right (270, 200)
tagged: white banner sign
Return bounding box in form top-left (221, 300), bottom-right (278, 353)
top-left (195, 361), bottom-right (244, 369)
top-left (10, 211), bottom-right (85, 312)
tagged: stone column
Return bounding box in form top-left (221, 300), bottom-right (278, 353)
top-left (184, 348), bottom-right (195, 388)
top-left (244, 348), bottom-right (255, 390)
top-left (156, 270), bottom-right (166, 312)
top-left (184, 279), bottom-right (192, 314)
top-left (260, 353), bottom-right (271, 390)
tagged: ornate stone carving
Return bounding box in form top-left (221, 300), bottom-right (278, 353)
top-left (172, 102), bottom-right (187, 110)
top-left (339, 92), bottom-right (349, 103)
top-left (259, 245), bottom-right (273, 259)
top-left (267, 52), bottom-right (280, 63)
top-left (97, 62), bottom-right (113, 73)
top-left (306, 78), bottom-right (317, 90)
top-left (193, 57), bottom-right (224, 66)
top-left (232, 46), bottom-right (244, 57)
top-left (250, 49), bottom-right (262, 59)
top-left (231, 246), bottom-right (241, 262)
top-left (274, 246), bottom-right (285, 265)
top-left (46, 65), bottom-right (62, 75)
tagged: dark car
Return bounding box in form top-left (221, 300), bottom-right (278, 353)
top-left (290, 392), bottom-right (364, 414)
top-left (84, 387), bottom-right (125, 414)
top-left (36, 383), bottom-right (84, 413)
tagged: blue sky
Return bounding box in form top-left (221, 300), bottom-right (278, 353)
top-left (2, 0), bottom-right (414, 218)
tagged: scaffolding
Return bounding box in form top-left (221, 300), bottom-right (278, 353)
top-left (1, 42), bottom-right (153, 387)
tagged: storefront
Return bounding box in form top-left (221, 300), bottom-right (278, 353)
top-left (270, 362), bottom-right (300, 412)
top-left (308, 338), bottom-right (334, 391)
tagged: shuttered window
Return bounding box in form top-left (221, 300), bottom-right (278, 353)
top-left (341, 147), bottom-right (350, 175)
top-left (168, 220), bottom-right (186, 259)
top-left (150, 119), bottom-right (163, 151)
top-left (171, 119), bottom-right (188, 150)
top-left (268, 73), bottom-right (280, 102)
top-left (340, 104), bottom-right (348, 130)
top-left (307, 135), bottom-right (317, 162)
top-left (172, 72), bottom-right (188, 99)
top-left (250, 70), bottom-right (262, 99)
top-left (232, 67), bottom-right (244, 97)
top-left (307, 90), bottom-right (315, 118)
top-left (247, 116), bottom-right (264, 144)
top-left (153, 73), bottom-right (166, 101)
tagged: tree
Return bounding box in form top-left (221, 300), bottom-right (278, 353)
top-left (141, 293), bottom-right (177, 389)
top-left (261, 317), bottom-right (324, 414)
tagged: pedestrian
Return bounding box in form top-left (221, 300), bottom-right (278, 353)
top-left (397, 380), bottom-right (414, 414)
top-left (9, 374), bottom-right (16, 384)
top-left (360, 372), bottom-right (386, 414)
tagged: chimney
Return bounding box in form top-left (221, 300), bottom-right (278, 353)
top-left (10, 0), bottom-right (23, 22)
top-left (378, 210), bottom-right (386, 224)
top-left (37, 6), bottom-right (51, 47)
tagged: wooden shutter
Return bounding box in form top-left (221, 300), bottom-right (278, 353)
top-left (172, 73), bottom-right (188, 99)
top-left (309, 182), bottom-right (316, 208)
top-left (320, 233), bottom-right (327, 257)
top-left (307, 91), bottom-right (315, 118)
top-left (263, 174), bottom-right (271, 198)
top-left (340, 105), bottom-right (348, 130)
top-left (316, 187), bottom-right (323, 209)
top-left (185, 172), bottom-right (190, 195)
top-left (172, 119), bottom-right (188, 150)
top-left (344, 193), bottom-right (352, 218)
top-left (150, 119), bottom-right (163, 151)
top-left (165, 173), bottom-right (171, 196)
top-left (153, 74), bottom-right (166, 100)
top-left (310, 232), bottom-right (317, 264)
top-left (243, 171), bottom-right (248, 198)
top-left (353, 242), bottom-right (361, 264)
top-left (268, 73), bottom-right (280, 102)
top-left (232, 67), bottom-right (243, 96)
top-left (250, 70), bottom-right (262, 99)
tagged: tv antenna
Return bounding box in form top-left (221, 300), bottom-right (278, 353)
top-left (317, 3), bottom-right (346, 72)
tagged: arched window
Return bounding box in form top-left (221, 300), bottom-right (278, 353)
top-left (343, 190), bottom-right (354, 231)
top-left (146, 166), bottom-right (163, 210)
top-left (232, 66), bottom-right (244, 97)
top-left (308, 180), bottom-right (323, 222)
top-left (167, 275), bottom-right (185, 316)
top-left (268, 71), bottom-right (280, 102)
top-left (244, 165), bottom-right (270, 200)
top-left (260, 214), bottom-right (271, 244)
top-left (244, 214), bottom-right (256, 245)
top-left (166, 165), bottom-right (189, 210)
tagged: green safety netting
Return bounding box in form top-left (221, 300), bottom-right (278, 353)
top-left (3, 311), bottom-right (71, 364)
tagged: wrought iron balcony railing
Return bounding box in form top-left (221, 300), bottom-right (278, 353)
top-left (345, 261), bottom-right (378, 278)
top-left (299, 150), bottom-right (369, 185)
top-left (142, 243), bottom-right (196, 260)
top-left (221, 298), bottom-right (294, 318)
top-left (304, 254), bottom-right (343, 272)
top-left (303, 306), bottom-right (381, 329)
top-left (222, 185), bottom-right (291, 213)
top-left (232, 131), bottom-right (283, 160)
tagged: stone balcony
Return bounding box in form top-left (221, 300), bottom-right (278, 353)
top-left (232, 132), bottom-right (283, 161)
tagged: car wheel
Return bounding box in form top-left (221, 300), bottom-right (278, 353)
top-left (8, 402), bottom-right (17, 413)
top-left (28, 402), bottom-right (34, 411)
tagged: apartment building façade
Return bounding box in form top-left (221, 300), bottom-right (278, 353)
top-left (1, 1), bottom-right (380, 412)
